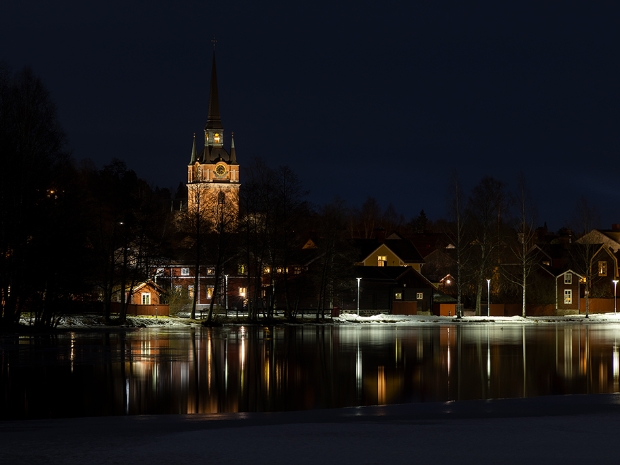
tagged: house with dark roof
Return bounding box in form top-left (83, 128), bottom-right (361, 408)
top-left (355, 233), bottom-right (425, 272)
top-left (355, 265), bottom-right (436, 314)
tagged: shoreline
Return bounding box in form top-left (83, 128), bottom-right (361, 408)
top-left (4, 312), bottom-right (620, 333)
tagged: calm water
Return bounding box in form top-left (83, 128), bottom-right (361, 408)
top-left (2, 324), bottom-right (620, 420)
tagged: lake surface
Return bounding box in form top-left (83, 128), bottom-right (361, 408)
top-left (2, 324), bottom-right (620, 420)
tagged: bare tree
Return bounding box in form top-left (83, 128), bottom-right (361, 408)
top-left (466, 176), bottom-right (510, 315)
top-left (502, 174), bottom-right (538, 317)
top-left (446, 172), bottom-right (470, 318)
top-left (572, 198), bottom-right (601, 318)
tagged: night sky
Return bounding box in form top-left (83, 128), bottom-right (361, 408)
top-left (2, 1), bottom-right (619, 231)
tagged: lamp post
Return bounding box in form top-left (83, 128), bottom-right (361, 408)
top-left (356, 278), bottom-right (362, 316)
top-left (487, 278), bottom-right (491, 317)
top-left (614, 279), bottom-right (619, 315)
top-left (224, 274), bottom-right (229, 315)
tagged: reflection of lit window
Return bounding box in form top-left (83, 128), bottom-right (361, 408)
top-left (188, 285), bottom-right (194, 298)
top-left (564, 273), bottom-right (572, 284)
top-left (416, 292), bottom-right (423, 300)
top-left (239, 287), bottom-right (246, 297)
top-left (598, 261), bottom-right (607, 276)
top-left (564, 289), bottom-right (572, 304)
top-left (141, 293), bottom-right (151, 305)
top-left (181, 268), bottom-right (190, 276)
top-left (395, 292), bottom-right (402, 300)
top-left (377, 255), bottom-right (387, 267)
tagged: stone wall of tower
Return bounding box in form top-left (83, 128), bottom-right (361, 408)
top-left (187, 181), bottom-right (239, 230)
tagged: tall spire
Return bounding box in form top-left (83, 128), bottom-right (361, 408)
top-left (189, 133), bottom-right (197, 164)
top-left (230, 132), bottom-right (237, 164)
top-left (205, 49), bottom-right (223, 131)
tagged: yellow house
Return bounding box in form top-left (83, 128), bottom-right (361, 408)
top-left (357, 238), bottom-right (424, 273)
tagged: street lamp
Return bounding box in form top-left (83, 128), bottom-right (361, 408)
top-left (614, 279), bottom-right (619, 315)
top-left (487, 278), bottom-right (491, 317)
top-left (356, 278), bottom-right (362, 316)
top-left (224, 274), bottom-right (229, 315)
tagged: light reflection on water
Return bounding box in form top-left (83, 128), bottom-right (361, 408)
top-left (2, 324), bottom-right (620, 419)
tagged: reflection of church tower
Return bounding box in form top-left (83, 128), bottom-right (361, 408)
top-left (187, 50), bottom-right (240, 226)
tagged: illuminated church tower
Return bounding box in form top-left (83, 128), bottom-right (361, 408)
top-left (187, 50), bottom-right (240, 227)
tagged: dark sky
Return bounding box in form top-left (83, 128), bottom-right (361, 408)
top-left (2, 1), bottom-right (619, 231)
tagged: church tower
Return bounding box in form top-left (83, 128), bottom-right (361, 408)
top-left (187, 50), bottom-right (240, 228)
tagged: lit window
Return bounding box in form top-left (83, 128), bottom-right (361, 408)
top-left (394, 292), bottom-right (402, 300)
top-left (207, 268), bottom-right (214, 275)
top-left (542, 260), bottom-right (550, 266)
top-left (238, 264), bottom-right (246, 274)
top-left (188, 285), bottom-right (194, 298)
top-left (377, 255), bottom-right (387, 267)
top-left (564, 273), bottom-right (572, 285)
top-left (239, 287), bottom-right (246, 297)
top-left (174, 285), bottom-right (182, 292)
top-left (598, 261), bottom-right (607, 276)
top-left (141, 293), bottom-right (151, 305)
top-left (181, 267), bottom-right (190, 276)
top-left (416, 292), bottom-right (423, 300)
top-left (207, 287), bottom-right (213, 299)
top-left (564, 289), bottom-right (572, 304)
top-left (214, 133), bottom-right (221, 144)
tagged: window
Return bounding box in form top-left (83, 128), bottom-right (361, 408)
top-left (181, 267), bottom-right (190, 276)
top-left (188, 285), bottom-right (194, 298)
top-left (564, 289), bottom-right (572, 305)
top-left (394, 292), bottom-right (402, 300)
top-left (377, 255), bottom-right (387, 267)
top-left (174, 285), bottom-right (182, 292)
top-left (416, 292), bottom-right (423, 300)
top-left (207, 267), bottom-right (214, 275)
top-left (238, 264), bottom-right (246, 275)
top-left (598, 261), bottom-right (607, 276)
top-left (141, 293), bottom-right (151, 305)
top-left (564, 273), bottom-right (572, 285)
top-left (239, 287), bottom-right (246, 297)
top-left (542, 260), bottom-right (550, 266)
top-left (207, 287), bottom-right (214, 299)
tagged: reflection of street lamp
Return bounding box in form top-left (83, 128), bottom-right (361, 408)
top-left (487, 278), bottom-right (491, 317)
top-left (614, 279), bottom-right (619, 314)
top-left (356, 278), bottom-right (362, 316)
top-left (224, 274), bottom-right (229, 314)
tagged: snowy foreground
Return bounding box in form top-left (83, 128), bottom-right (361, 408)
top-left (1, 395), bottom-right (620, 464)
top-left (53, 311), bottom-right (620, 329)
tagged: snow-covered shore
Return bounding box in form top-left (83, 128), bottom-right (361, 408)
top-left (49, 311), bottom-right (620, 329)
top-left (1, 394), bottom-right (620, 464)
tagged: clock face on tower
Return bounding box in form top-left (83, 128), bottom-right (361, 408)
top-left (215, 163), bottom-right (227, 177)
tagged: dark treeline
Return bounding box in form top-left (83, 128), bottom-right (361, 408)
top-left (1, 65), bottom-right (601, 327)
